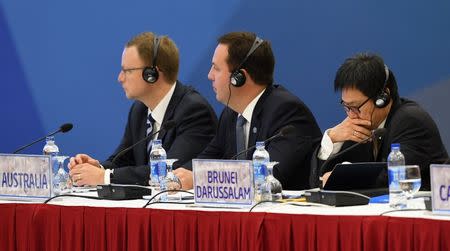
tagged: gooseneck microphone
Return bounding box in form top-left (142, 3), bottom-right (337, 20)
top-left (111, 120), bottom-right (176, 164)
top-left (13, 123), bottom-right (74, 154)
top-left (231, 125), bottom-right (295, 160)
top-left (318, 128), bottom-right (387, 184)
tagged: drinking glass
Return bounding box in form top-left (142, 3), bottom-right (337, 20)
top-left (266, 161), bottom-right (282, 201)
top-left (399, 165), bottom-right (421, 203)
top-left (164, 159), bottom-right (182, 199)
top-left (52, 155), bottom-right (70, 195)
top-left (163, 159), bottom-right (181, 190)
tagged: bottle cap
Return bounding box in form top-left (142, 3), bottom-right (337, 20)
top-left (391, 143), bottom-right (400, 149)
top-left (256, 141), bottom-right (265, 148)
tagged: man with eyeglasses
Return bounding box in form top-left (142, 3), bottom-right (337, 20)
top-left (68, 32), bottom-right (217, 186)
top-left (309, 53), bottom-right (448, 190)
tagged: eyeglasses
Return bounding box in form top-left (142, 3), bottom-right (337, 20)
top-left (120, 67), bottom-right (146, 75)
top-left (340, 96), bottom-right (371, 114)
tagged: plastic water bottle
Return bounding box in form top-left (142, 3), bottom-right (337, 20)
top-left (149, 140), bottom-right (167, 194)
top-left (43, 136), bottom-right (59, 172)
top-left (387, 143), bottom-right (406, 208)
top-left (43, 136), bottom-right (59, 156)
top-left (252, 141), bottom-right (271, 202)
top-left (43, 136), bottom-right (61, 195)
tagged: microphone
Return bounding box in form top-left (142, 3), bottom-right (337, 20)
top-left (111, 120), bottom-right (176, 164)
top-left (318, 128), bottom-right (387, 184)
top-left (13, 123), bottom-right (74, 154)
top-left (231, 125), bottom-right (295, 160)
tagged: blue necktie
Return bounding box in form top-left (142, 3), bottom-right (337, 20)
top-left (146, 113), bottom-right (155, 157)
top-left (235, 115), bottom-right (247, 160)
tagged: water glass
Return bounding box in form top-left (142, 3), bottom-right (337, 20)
top-left (52, 155), bottom-right (70, 195)
top-left (163, 159), bottom-right (183, 201)
top-left (399, 165), bottom-right (421, 205)
top-left (266, 161), bottom-right (282, 201)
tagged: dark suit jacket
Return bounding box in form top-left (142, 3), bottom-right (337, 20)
top-left (310, 98), bottom-right (448, 190)
top-left (189, 84), bottom-right (322, 190)
top-left (102, 81), bottom-right (218, 185)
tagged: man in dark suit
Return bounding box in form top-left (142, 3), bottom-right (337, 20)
top-left (69, 32), bottom-right (217, 186)
top-left (310, 53), bottom-right (448, 190)
top-left (174, 32), bottom-right (322, 190)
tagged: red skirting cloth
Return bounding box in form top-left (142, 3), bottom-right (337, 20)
top-left (1, 203), bottom-right (449, 251)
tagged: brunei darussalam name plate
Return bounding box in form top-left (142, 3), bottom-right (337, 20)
top-left (192, 159), bottom-right (254, 208)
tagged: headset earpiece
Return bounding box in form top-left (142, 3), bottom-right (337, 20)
top-left (375, 91), bottom-right (390, 108)
top-left (374, 64), bottom-right (391, 108)
top-left (230, 36), bottom-right (264, 87)
top-left (230, 70), bottom-right (246, 87)
top-left (142, 67), bottom-right (159, 83)
top-left (143, 35), bottom-right (160, 84)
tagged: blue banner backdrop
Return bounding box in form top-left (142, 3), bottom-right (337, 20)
top-left (1, 1), bottom-right (449, 160)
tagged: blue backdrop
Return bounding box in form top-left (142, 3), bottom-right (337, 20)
top-left (1, 0), bottom-right (449, 160)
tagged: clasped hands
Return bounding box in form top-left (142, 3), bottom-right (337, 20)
top-left (68, 154), bottom-right (105, 186)
top-left (67, 154), bottom-right (195, 189)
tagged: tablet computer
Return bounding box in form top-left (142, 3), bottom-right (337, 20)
top-left (324, 162), bottom-right (388, 191)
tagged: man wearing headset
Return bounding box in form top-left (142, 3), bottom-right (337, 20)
top-left (174, 31), bottom-right (322, 190)
top-left (310, 53), bottom-right (448, 190)
top-left (69, 32), bottom-right (217, 186)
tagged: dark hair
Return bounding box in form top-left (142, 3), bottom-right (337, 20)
top-left (334, 53), bottom-right (399, 102)
top-left (126, 32), bottom-right (179, 83)
top-left (218, 31), bottom-right (275, 86)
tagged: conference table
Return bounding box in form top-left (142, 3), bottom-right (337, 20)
top-left (1, 192), bottom-right (450, 251)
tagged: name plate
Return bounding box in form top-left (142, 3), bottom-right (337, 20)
top-left (430, 164), bottom-right (450, 214)
top-left (193, 159), bottom-right (254, 207)
top-left (0, 154), bottom-right (52, 200)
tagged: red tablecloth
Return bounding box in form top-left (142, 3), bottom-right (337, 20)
top-left (1, 203), bottom-right (449, 251)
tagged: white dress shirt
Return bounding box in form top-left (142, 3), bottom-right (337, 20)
top-left (239, 89), bottom-right (265, 148)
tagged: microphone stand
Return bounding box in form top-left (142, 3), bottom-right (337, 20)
top-left (111, 121), bottom-right (175, 164)
top-left (13, 129), bottom-right (62, 154)
top-left (230, 125), bottom-right (295, 160)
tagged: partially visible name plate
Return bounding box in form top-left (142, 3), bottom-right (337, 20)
top-left (193, 159), bottom-right (254, 207)
top-left (0, 154), bottom-right (52, 200)
top-left (430, 164), bottom-right (450, 215)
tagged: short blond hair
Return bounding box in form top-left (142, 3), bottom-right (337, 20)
top-left (127, 32), bottom-right (179, 83)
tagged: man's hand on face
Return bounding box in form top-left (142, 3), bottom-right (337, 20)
top-left (328, 117), bottom-right (372, 143)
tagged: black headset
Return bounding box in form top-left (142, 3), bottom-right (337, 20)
top-left (142, 35), bottom-right (161, 84)
top-left (230, 36), bottom-right (264, 87)
top-left (374, 64), bottom-right (391, 108)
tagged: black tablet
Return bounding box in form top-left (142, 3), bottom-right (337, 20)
top-left (324, 162), bottom-right (388, 191)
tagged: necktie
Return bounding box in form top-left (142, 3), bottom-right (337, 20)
top-left (235, 115), bottom-right (247, 160)
top-left (147, 113), bottom-right (155, 157)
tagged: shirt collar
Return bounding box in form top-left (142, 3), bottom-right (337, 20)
top-left (378, 118), bottom-right (387, 129)
top-left (148, 81), bottom-right (177, 125)
top-left (240, 88), bottom-right (266, 123)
